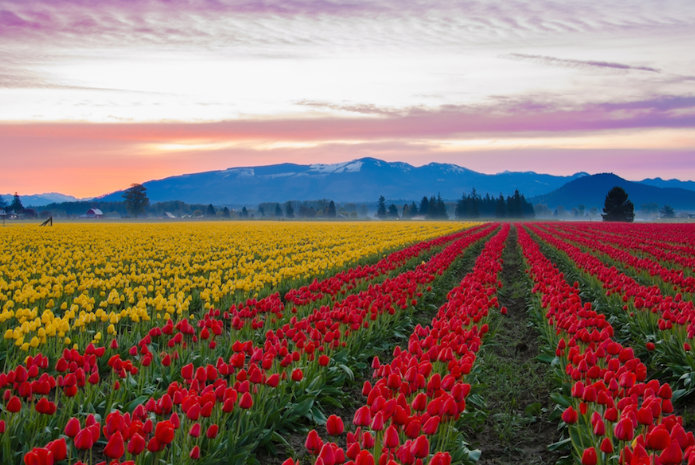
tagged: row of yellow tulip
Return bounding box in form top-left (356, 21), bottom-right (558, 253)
top-left (0, 221), bottom-right (470, 351)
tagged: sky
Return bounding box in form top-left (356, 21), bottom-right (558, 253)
top-left (1, 0), bottom-right (694, 198)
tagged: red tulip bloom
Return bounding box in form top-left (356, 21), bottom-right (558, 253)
top-left (659, 441), bottom-right (683, 465)
top-left (74, 428), bottom-right (94, 450)
top-left (384, 425), bottom-right (399, 449)
top-left (561, 406), bottom-right (578, 424)
top-left (353, 406), bottom-right (372, 427)
top-left (581, 447), bottom-right (597, 465)
top-left (190, 445), bottom-right (200, 459)
top-left (355, 450), bottom-right (375, 465)
top-left (422, 416), bottom-right (440, 435)
top-left (46, 439), bottom-right (67, 461)
top-left (206, 424), bottom-right (219, 439)
top-left (7, 396), bottom-right (21, 413)
top-left (410, 435), bottom-right (429, 458)
top-left (65, 417), bottom-right (80, 437)
top-left (613, 418), bottom-right (634, 441)
top-left (647, 425), bottom-right (671, 450)
top-left (189, 423), bottom-right (201, 438)
top-left (127, 433), bottom-right (146, 455)
top-left (240, 392), bottom-right (253, 409)
top-left (181, 363), bottom-right (194, 380)
top-left (35, 398), bottom-right (56, 415)
top-left (155, 420), bottom-right (175, 444)
top-left (104, 431), bottom-right (125, 459)
top-left (291, 369), bottom-right (303, 382)
top-left (318, 355), bottom-right (330, 366)
top-left (23, 448), bottom-right (53, 465)
top-left (599, 437), bottom-right (613, 454)
top-left (326, 415), bottom-right (344, 435)
top-left (305, 429), bottom-right (323, 455)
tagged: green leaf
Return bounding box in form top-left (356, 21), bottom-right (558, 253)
top-left (548, 437), bottom-right (571, 451)
top-left (550, 392), bottom-right (571, 408)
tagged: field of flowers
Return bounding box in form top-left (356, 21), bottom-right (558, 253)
top-left (3, 220), bottom-right (695, 465)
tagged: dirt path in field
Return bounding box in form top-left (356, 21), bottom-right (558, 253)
top-left (465, 225), bottom-right (563, 465)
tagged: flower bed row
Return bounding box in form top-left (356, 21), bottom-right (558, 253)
top-left (285, 224), bottom-right (509, 465)
top-left (519, 225), bottom-right (695, 465)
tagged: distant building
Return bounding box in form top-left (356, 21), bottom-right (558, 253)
top-left (163, 211), bottom-right (176, 219)
top-left (83, 208), bottom-right (103, 219)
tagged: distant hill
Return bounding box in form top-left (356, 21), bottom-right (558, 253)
top-left (2, 192), bottom-right (79, 207)
top-left (98, 157), bottom-right (589, 205)
top-left (531, 173), bottom-right (695, 210)
top-left (640, 177), bottom-right (695, 192)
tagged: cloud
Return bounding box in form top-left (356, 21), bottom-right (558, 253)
top-left (505, 53), bottom-right (661, 73)
top-left (2, 95), bottom-right (693, 144)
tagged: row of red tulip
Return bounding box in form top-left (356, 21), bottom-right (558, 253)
top-left (283, 224), bottom-right (509, 465)
top-left (543, 223), bottom-right (695, 296)
top-left (527, 224), bottom-right (695, 341)
top-left (565, 223), bottom-right (695, 273)
top-left (8, 226), bottom-right (495, 465)
top-left (217, 227), bottom-right (477, 337)
top-left (581, 224), bottom-right (695, 257)
top-left (286, 226), bottom-right (485, 306)
top-left (519, 225), bottom-right (695, 465)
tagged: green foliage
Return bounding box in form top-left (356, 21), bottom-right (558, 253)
top-left (602, 186), bottom-right (634, 222)
top-left (122, 183), bottom-right (149, 217)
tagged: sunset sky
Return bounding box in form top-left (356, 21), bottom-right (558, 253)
top-left (1, 0), bottom-right (694, 198)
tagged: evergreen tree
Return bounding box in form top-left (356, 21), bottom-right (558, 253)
top-left (410, 201), bottom-right (418, 216)
top-left (275, 203), bottom-right (283, 217)
top-left (327, 200), bottom-right (337, 218)
top-left (402, 204), bottom-right (410, 218)
top-left (241, 206), bottom-right (249, 218)
top-left (10, 193), bottom-right (23, 213)
top-left (377, 195), bottom-right (387, 218)
top-left (123, 184), bottom-right (149, 217)
top-left (0, 195), bottom-right (6, 209)
top-left (222, 207), bottom-right (230, 218)
top-left (206, 204), bottom-right (216, 217)
top-left (419, 196), bottom-right (429, 216)
top-left (660, 205), bottom-right (675, 219)
top-left (285, 202), bottom-right (294, 218)
top-left (387, 204), bottom-right (398, 218)
top-left (602, 187), bottom-right (634, 222)
top-left (495, 194), bottom-right (506, 217)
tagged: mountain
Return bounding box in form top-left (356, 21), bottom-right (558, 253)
top-left (2, 192), bottom-right (79, 207)
top-left (531, 173), bottom-right (695, 210)
top-left (98, 157), bottom-right (589, 205)
top-left (640, 177), bottom-right (695, 192)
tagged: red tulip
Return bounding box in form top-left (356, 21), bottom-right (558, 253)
top-left (189, 423), bottom-right (201, 438)
top-left (127, 433), bottom-right (146, 455)
top-left (599, 437), bottom-right (613, 453)
top-left (74, 428), bottom-right (94, 450)
top-left (291, 369), bottom-right (303, 381)
top-left (647, 425), bottom-right (671, 450)
top-left (7, 396), bottom-right (21, 413)
top-left (190, 445), bottom-right (200, 459)
top-left (155, 420), bottom-right (175, 444)
top-left (46, 439), bottom-right (67, 461)
top-left (104, 431), bottom-right (125, 459)
top-left (326, 415), bottom-right (344, 435)
top-left (206, 424), bottom-right (219, 439)
top-left (355, 450), bottom-right (375, 465)
top-left (305, 429), bottom-right (323, 455)
top-left (659, 441), bottom-right (683, 465)
top-left (410, 435), bottom-right (429, 458)
top-left (613, 418), bottom-right (634, 441)
top-left (561, 406), bottom-right (578, 424)
top-left (384, 425), bottom-right (399, 449)
top-left (65, 417), bottom-right (80, 437)
top-left (353, 406), bottom-right (372, 427)
top-left (581, 447), bottom-right (597, 465)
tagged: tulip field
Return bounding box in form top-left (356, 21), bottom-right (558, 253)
top-left (2, 221), bottom-right (695, 465)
